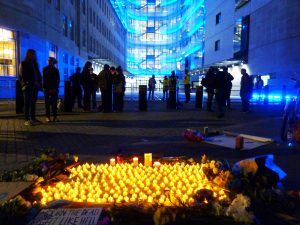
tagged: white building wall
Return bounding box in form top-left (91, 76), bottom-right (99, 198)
top-left (204, 0), bottom-right (235, 66)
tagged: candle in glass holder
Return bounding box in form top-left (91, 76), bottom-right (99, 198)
top-left (133, 157), bottom-right (138, 167)
top-left (144, 153), bottom-right (152, 166)
top-left (110, 158), bottom-right (116, 166)
top-left (153, 161), bottom-right (161, 168)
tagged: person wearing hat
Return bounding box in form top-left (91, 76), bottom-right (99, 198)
top-left (42, 57), bottom-right (60, 122)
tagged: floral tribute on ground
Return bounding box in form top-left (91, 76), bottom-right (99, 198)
top-left (0, 149), bottom-right (299, 225)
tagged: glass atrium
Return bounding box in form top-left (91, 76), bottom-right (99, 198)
top-left (111, 0), bottom-right (205, 77)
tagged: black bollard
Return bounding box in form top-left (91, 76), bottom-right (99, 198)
top-left (168, 85), bottom-right (177, 109)
top-left (15, 80), bottom-right (24, 114)
top-left (195, 86), bottom-right (203, 109)
top-left (64, 81), bottom-right (73, 112)
top-left (139, 85), bottom-right (147, 111)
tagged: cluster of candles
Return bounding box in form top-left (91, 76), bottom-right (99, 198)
top-left (40, 153), bottom-right (227, 206)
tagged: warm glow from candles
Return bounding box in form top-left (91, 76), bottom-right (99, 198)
top-left (40, 160), bottom-right (229, 206)
top-left (144, 153), bottom-right (152, 166)
top-left (110, 158), bottom-right (116, 166)
top-left (133, 157), bottom-right (138, 167)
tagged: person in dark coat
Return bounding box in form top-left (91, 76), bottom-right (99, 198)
top-left (90, 68), bottom-right (98, 109)
top-left (148, 75), bottom-right (156, 101)
top-left (240, 68), bottom-right (253, 112)
top-left (201, 67), bottom-right (216, 112)
top-left (42, 57), bottom-right (60, 122)
top-left (18, 49), bottom-right (42, 126)
top-left (215, 68), bottom-right (227, 118)
top-left (223, 67), bottom-right (234, 109)
top-left (70, 67), bottom-right (83, 109)
top-left (113, 66), bottom-right (126, 112)
top-left (81, 61), bottom-right (93, 112)
top-left (98, 64), bottom-right (113, 113)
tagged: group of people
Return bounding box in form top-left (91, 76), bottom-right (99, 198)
top-left (18, 49), bottom-right (126, 126)
top-left (19, 49), bottom-right (60, 126)
top-left (71, 62), bottom-right (126, 113)
top-left (201, 67), bottom-right (253, 118)
top-left (148, 71), bottom-right (191, 104)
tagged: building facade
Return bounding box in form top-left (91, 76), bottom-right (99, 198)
top-left (0, 0), bottom-right (126, 98)
top-left (204, 0), bottom-right (300, 95)
top-left (111, 0), bottom-right (205, 78)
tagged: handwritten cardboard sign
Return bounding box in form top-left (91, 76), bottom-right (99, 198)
top-left (29, 208), bottom-right (102, 225)
top-left (0, 182), bottom-right (33, 204)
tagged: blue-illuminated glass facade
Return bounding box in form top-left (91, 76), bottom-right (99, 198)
top-left (111, 0), bottom-right (205, 76)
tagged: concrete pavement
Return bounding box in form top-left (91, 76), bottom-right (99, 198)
top-left (0, 100), bottom-right (299, 190)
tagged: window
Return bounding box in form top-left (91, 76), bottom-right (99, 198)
top-left (82, 29), bottom-right (86, 47)
top-left (63, 53), bottom-right (68, 64)
top-left (62, 16), bottom-right (68, 37)
top-left (0, 28), bottom-right (16, 77)
top-left (81, 0), bottom-right (86, 14)
top-left (69, 19), bottom-right (74, 41)
top-left (70, 56), bottom-right (74, 66)
top-left (49, 43), bottom-right (57, 58)
top-left (90, 8), bottom-right (92, 23)
top-left (54, 0), bottom-right (60, 10)
top-left (216, 12), bottom-right (221, 25)
top-left (215, 40), bottom-right (220, 51)
top-left (64, 68), bottom-right (68, 80)
top-left (236, 0), bottom-right (251, 9)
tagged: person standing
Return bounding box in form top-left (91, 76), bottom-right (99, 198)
top-left (70, 67), bottom-right (83, 109)
top-left (215, 68), bottom-right (226, 118)
top-left (183, 72), bottom-right (191, 103)
top-left (160, 76), bottom-right (169, 101)
top-left (18, 49), bottom-right (42, 126)
top-left (201, 67), bottom-right (216, 112)
top-left (42, 57), bottom-right (60, 122)
top-left (240, 69), bottom-right (253, 112)
top-left (113, 66), bottom-right (126, 112)
top-left (98, 64), bottom-right (110, 112)
top-left (81, 61), bottom-right (93, 112)
top-left (255, 75), bottom-right (264, 102)
top-left (90, 68), bottom-right (98, 109)
top-left (223, 67), bottom-right (234, 109)
top-left (148, 75), bottom-right (156, 101)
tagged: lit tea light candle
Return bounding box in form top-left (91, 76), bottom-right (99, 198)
top-left (153, 161), bottom-right (161, 168)
top-left (133, 157), bottom-right (138, 167)
top-left (110, 158), bottom-right (116, 166)
top-left (144, 153), bottom-right (152, 166)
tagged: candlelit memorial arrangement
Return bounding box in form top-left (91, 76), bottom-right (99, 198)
top-left (0, 149), bottom-right (299, 225)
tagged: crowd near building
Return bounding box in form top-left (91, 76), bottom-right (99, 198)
top-left (0, 0), bottom-right (300, 99)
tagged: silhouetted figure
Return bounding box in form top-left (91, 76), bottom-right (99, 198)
top-left (148, 75), bottom-right (156, 101)
top-left (160, 76), bottom-right (169, 101)
top-left (43, 57), bottom-right (60, 122)
top-left (256, 75), bottom-right (264, 102)
top-left (98, 64), bottom-right (110, 112)
top-left (240, 68), bottom-right (253, 112)
top-left (90, 68), bottom-right (98, 109)
top-left (70, 67), bottom-right (83, 109)
top-left (215, 68), bottom-right (227, 118)
top-left (223, 67), bottom-right (234, 109)
top-left (201, 67), bottom-right (216, 112)
top-left (18, 49), bottom-right (42, 126)
top-left (113, 66), bottom-right (126, 112)
top-left (183, 72), bottom-right (191, 103)
top-left (82, 61), bottom-right (93, 112)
